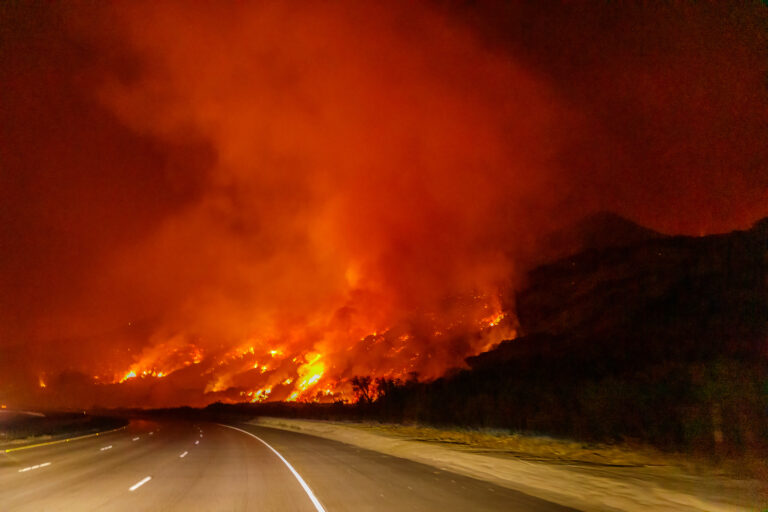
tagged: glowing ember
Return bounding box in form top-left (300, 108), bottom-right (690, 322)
top-left (483, 312), bottom-right (506, 328)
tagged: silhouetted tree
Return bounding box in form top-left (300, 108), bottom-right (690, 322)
top-left (351, 376), bottom-right (374, 404)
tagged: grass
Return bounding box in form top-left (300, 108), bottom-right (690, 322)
top-left (0, 413), bottom-right (127, 449)
top-left (341, 421), bottom-right (764, 478)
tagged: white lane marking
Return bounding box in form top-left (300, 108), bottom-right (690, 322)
top-left (219, 424), bottom-right (326, 512)
top-left (100, 445), bottom-right (113, 451)
top-left (3, 425), bottom-right (127, 455)
top-left (179, 451), bottom-right (188, 458)
top-left (149, 432), bottom-right (154, 436)
top-left (18, 462), bottom-right (51, 473)
top-left (129, 476), bottom-right (152, 491)
top-left (199, 434), bottom-right (203, 438)
top-left (194, 440), bottom-right (199, 445)
top-left (132, 437), bottom-right (140, 441)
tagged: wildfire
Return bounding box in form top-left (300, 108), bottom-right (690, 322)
top-left (290, 353), bottom-right (325, 400)
top-left (116, 366), bottom-right (171, 383)
top-left (100, 293), bottom-right (512, 406)
top-left (119, 368), bottom-right (169, 382)
top-left (483, 312), bottom-right (505, 328)
top-left (113, 338), bottom-right (206, 383)
top-left (245, 387), bottom-right (272, 403)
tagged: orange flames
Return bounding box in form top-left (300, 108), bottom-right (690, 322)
top-left (103, 293), bottom-right (513, 404)
top-left (113, 336), bottom-right (205, 384)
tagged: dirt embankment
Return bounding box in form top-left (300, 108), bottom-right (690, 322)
top-left (252, 417), bottom-right (765, 512)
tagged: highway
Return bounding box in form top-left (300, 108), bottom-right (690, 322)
top-left (0, 420), bottom-right (578, 511)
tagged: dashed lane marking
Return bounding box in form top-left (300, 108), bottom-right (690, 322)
top-left (129, 476), bottom-right (151, 492)
top-left (18, 462), bottom-right (51, 473)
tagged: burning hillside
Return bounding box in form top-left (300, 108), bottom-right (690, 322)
top-left (1, 2), bottom-right (767, 409)
top-left (96, 293), bottom-right (513, 405)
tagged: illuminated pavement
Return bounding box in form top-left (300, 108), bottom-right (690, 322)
top-left (0, 421), bottom-right (578, 511)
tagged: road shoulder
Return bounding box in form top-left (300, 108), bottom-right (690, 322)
top-left (250, 417), bottom-right (763, 512)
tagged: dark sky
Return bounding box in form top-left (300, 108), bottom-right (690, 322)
top-left (1, 1), bottom-right (766, 408)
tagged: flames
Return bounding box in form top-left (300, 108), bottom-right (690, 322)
top-left (113, 336), bottom-right (204, 384)
top-left (293, 353), bottom-right (325, 394)
top-left (119, 369), bottom-right (166, 383)
top-left (99, 293), bottom-right (513, 404)
top-left (483, 312), bottom-right (505, 328)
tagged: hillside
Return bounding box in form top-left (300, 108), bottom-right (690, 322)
top-left (379, 216), bottom-right (768, 458)
top-left (539, 211), bottom-right (663, 263)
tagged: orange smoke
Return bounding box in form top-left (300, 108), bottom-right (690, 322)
top-left (81, 2), bottom-right (539, 404)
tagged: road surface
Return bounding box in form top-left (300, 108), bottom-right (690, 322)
top-left (0, 420), bottom-right (578, 511)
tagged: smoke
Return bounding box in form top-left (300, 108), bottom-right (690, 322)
top-left (1, 1), bottom-right (766, 408)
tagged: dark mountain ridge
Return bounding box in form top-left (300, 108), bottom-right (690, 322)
top-left (374, 215), bottom-right (767, 456)
top-left (473, 215), bottom-right (767, 371)
top-left (532, 211), bottom-right (664, 267)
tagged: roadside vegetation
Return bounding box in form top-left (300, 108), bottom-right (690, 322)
top-left (0, 413), bottom-right (127, 448)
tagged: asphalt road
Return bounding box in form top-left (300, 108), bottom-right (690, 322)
top-left (0, 420), bottom-right (578, 511)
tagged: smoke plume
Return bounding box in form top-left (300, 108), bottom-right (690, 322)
top-left (1, 1), bottom-right (766, 407)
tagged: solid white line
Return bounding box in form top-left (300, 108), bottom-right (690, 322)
top-left (18, 462), bottom-right (51, 473)
top-left (100, 445), bottom-right (112, 451)
top-left (179, 451), bottom-right (188, 458)
top-left (132, 437), bottom-right (140, 441)
top-left (219, 424), bottom-right (326, 512)
top-left (129, 476), bottom-right (151, 491)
